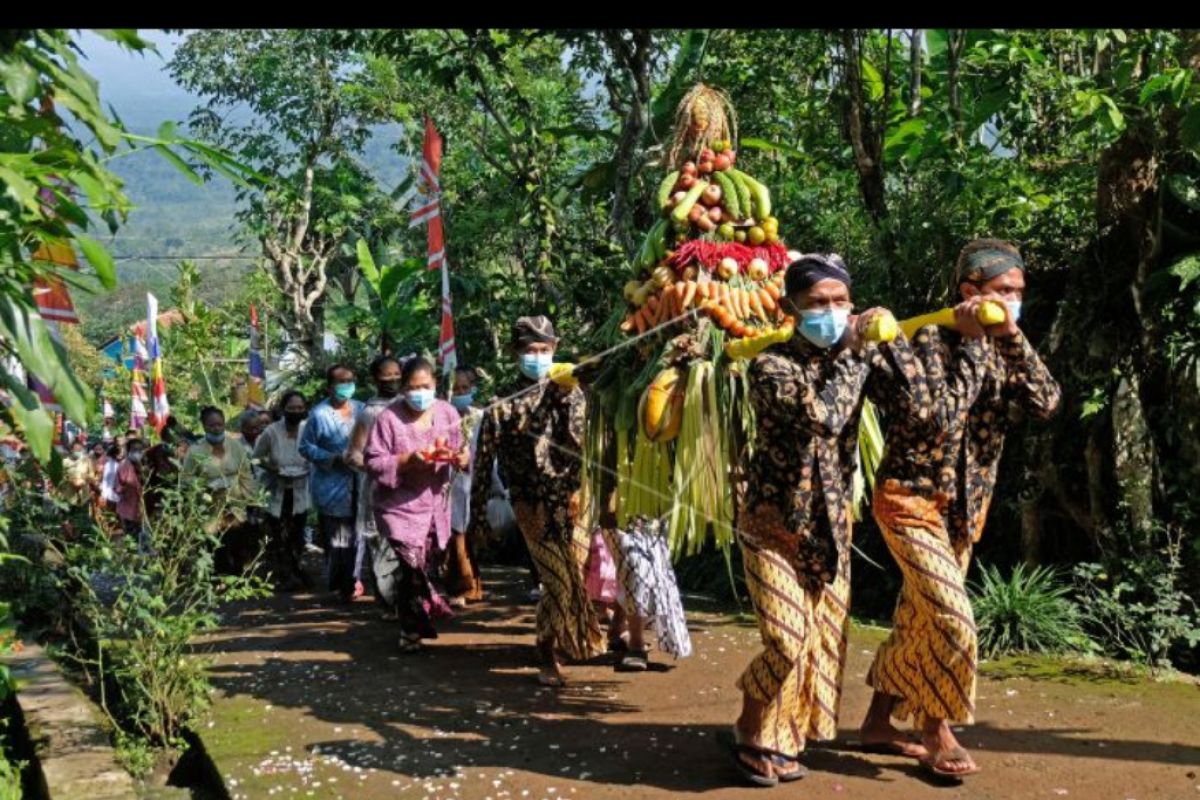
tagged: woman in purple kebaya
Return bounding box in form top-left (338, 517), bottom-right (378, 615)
top-left (364, 356), bottom-right (469, 652)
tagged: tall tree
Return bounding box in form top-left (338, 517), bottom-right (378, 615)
top-left (170, 29), bottom-right (399, 361)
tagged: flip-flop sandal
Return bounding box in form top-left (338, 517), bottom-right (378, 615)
top-left (398, 633), bottom-right (422, 654)
top-left (616, 649), bottom-right (649, 672)
top-left (729, 742), bottom-right (778, 787)
top-left (769, 754), bottom-right (807, 783)
top-left (717, 729), bottom-right (779, 788)
top-left (921, 746), bottom-right (980, 781)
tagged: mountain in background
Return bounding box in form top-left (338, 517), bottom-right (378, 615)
top-left (74, 31), bottom-right (409, 344)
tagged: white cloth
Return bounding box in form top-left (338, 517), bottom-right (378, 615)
top-left (450, 407), bottom-right (484, 534)
top-left (346, 396), bottom-right (393, 540)
top-left (252, 420), bottom-right (311, 517)
top-left (100, 459), bottom-right (120, 503)
top-left (605, 517), bottom-right (693, 659)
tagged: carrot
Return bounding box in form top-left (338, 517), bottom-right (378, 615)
top-left (764, 281), bottom-right (782, 301)
top-left (683, 280), bottom-right (698, 310)
top-left (736, 288), bottom-right (749, 320)
top-left (759, 287), bottom-right (778, 314)
top-left (748, 289), bottom-right (767, 322)
top-left (710, 304), bottom-right (734, 329)
top-left (633, 306), bottom-right (648, 334)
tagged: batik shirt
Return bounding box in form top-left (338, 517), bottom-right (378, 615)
top-left (742, 332), bottom-right (931, 588)
top-left (468, 378), bottom-right (585, 544)
top-left (876, 327), bottom-right (1060, 544)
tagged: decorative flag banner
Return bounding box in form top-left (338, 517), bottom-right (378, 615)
top-left (409, 116), bottom-right (455, 376)
top-left (30, 239), bottom-right (80, 325)
top-left (246, 304), bottom-right (266, 408)
top-left (438, 260), bottom-right (456, 376)
top-left (28, 179), bottom-right (81, 415)
top-left (146, 293), bottom-right (170, 433)
top-left (130, 337), bottom-right (149, 430)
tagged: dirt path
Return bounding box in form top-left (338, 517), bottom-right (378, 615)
top-left (199, 567), bottom-right (1200, 799)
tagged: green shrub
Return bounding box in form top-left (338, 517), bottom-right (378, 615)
top-left (970, 563), bottom-right (1092, 658)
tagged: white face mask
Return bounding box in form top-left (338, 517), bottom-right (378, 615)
top-left (1006, 300), bottom-right (1023, 324)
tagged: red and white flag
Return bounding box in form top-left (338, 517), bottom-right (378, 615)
top-left (409, 116), bottom-right (455, 375)
top-left (28, 186), bottom-right (82, 415)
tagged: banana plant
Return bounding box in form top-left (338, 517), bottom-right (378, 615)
top-left (1, 30), bottom-right (261, 462)
top-left (354, 239), bottom-right (435, 356)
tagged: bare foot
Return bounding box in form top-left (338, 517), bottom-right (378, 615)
top-left (860, 720), bottom-right (929, 759)
top-left (921, 721), bottom-right (979, 777)
top-left (537, 664), bottom-right (566, 687)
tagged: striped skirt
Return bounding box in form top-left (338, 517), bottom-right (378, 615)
top-left (513, 500), bottom-right (604, 662)
top-left (867, 484), bottom-right (977, 728)
top-left (736, 539), bottom-right (850, 756)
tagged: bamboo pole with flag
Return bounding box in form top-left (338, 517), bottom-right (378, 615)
top-left (28, 183), bottom-right (82, 420)
top-left (409, 116), bottom-right (456, 377)
top-left (245, 303), bottom-right (267, 408)
top-left (24, 98), bottom-right (82, 445)
top-left (130, 337), bottom-right (149, 430)
top-left (146, 293), bottom-right (170, 434)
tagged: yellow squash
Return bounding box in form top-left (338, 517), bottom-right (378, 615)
top-left (898, 300), bottom-right (1007, 339)
top-left (639, 367), bottom-right (687, 443)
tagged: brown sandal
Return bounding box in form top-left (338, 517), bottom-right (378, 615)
top-left (921, 746), bottom-right (980, 780)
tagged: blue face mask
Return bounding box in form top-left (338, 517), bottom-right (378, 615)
top-left (205, 431), bottom-right (225, 445)
top-left (519, 352), bottom-right (553, 381)
top-left (333, 382), bottom-right (356, 401)
top-left (798, 308), bottom-right (850, 349)
top-left (405, 389), bottom-right (436, 412)
top-left (451, 391), bottom-right (475, 411)
top-left (1006, 300), bottom-right (1022, 324)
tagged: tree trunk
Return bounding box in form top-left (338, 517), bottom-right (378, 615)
top-left (908, 29), bottom-right (923, 117)
top-left (605, 29), bottom-right (653, 256)
top-left (947, 30), bottom-right (966, 145)
top-left (839, 30), bottom-right (888, 225)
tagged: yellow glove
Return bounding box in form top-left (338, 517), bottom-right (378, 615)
top-left (548, 362), bottom-right (579, 389)
top-left (863, 311), bottom-right (899, 343)
top-left (898, 301), bottom-right (1006, 339)
top-left (724, 318), bottom-right (795, 360)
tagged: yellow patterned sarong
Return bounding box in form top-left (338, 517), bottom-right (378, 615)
top-left (736, 540), bottom-right (851, 756)
top-left (867, 481), bottom-right (977, 728)
top-left (513, 500), bottom-right (604, 662)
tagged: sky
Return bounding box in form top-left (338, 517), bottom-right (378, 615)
top-left (76, 30), bottom-right (196, 124)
